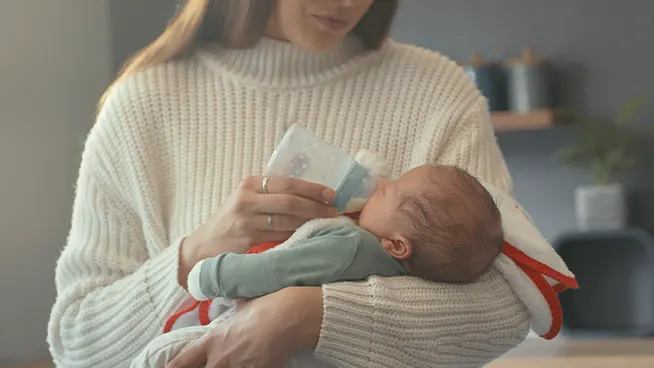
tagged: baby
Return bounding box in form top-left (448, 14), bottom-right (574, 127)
top-left (187, 164), bottom-right (505, 302)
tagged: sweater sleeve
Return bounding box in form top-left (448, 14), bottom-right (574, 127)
top-left (46, 89), bottom-right (190, 367)
top-left (315, 97), bottom-right (531, 368)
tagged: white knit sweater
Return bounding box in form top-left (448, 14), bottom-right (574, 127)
top-left (47, 36), bottom-right (530, 367)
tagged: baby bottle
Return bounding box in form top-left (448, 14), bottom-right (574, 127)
top-left (263, 124), bottom-right (389, 213)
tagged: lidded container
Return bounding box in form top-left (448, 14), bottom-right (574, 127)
top-left (263, 124), bottom-right (389, 213)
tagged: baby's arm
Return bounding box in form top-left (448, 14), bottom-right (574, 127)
top-left (188, 225), bottom-right (358, 300)
top-left (188, 225), bottom-right (407, 301)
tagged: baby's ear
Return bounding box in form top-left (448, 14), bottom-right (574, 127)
top-left (381, 237), bottom-right (412, 260)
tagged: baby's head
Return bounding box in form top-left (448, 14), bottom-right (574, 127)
top-left (358, 164), bottom-right (503, 283)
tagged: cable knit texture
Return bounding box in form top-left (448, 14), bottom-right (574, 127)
top-left (48, 36), bottom-right (530, 368)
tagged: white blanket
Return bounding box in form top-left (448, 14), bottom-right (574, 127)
top-left (484, 183), bottom-right (578, 338)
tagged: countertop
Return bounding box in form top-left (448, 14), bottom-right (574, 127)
top-left (488, 337), bottom-right (654, 367)
top-left (5, 338), bottom-right (654, 368)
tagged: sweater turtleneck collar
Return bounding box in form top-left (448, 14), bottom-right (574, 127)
top-left (195, 35), bottom-right (385, 88)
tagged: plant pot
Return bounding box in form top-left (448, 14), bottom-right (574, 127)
top-left (575, 183), bottom-right (626, 231)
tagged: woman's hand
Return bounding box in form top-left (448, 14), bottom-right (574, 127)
top-left (165, 287), bottom-right (324, 368)
top-left (178, 176), bottom-right (337, 287)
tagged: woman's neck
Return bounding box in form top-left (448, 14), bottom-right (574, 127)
top-left (195, 35), bottom-right (378, 88)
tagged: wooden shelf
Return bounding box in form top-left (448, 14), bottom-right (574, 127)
top-left (492, 108), bottom-right (560, 132)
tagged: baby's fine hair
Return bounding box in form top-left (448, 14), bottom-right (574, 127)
top-left (398, 165), bottom-right (504, 283)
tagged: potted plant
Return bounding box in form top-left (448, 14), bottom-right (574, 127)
top-left (555, 94), bottom-right (649, 231)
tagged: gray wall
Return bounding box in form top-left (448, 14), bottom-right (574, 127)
top-left (392, 0), bottom-right (654, 241)
top-left (110, 0), bottom-right (177, 75)
top-left (0, 0), bottom-right (112, 364)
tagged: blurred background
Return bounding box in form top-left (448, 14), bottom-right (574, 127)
top-left (1, 0), bottom-right (653, 367)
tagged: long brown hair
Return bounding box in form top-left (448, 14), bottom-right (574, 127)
top-left (99, 0), bottom-right (399, 111)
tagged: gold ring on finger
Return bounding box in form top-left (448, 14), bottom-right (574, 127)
top-left (262, 176), bottom-right (270, 194)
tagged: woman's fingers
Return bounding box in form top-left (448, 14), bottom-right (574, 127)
top-left (243, 175), bottom-right (335, 202)
top-left (221, 175), bottom-right (339, 247)
top-left (253, 213), bottom-right (306, 232)
top-left (253, 230), bottom-right (295, 245)
top-left (254, 194), bottom-right (338, 220)
top-left (165, 338), bottom-right (208, 368)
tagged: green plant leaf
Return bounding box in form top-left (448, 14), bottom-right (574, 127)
top-left (554, 93), bottom-right (650, 182)
top-left (616, 93), bottom-right (647, 125)
top-left (555, 145), bottom-right (593, 168)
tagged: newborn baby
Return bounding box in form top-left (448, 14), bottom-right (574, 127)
top-left (187, 164), bottom-right (504, 302)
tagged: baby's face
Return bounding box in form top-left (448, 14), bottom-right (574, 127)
top-left (358, 165), bottom-right (435, 239)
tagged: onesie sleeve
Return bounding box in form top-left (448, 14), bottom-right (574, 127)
top-left (192, 224), bottom-right (404, 300)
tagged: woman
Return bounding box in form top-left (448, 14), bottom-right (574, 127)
top-left (47, 0), bottom-right (532, 367)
